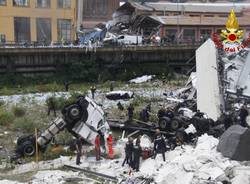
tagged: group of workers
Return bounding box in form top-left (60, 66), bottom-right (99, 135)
top-left (122, 136), bottom-right (142, 172)
top-left (122, 129), bottom-right (167, 172)
top-left (127, 103), bottom-right (151, 122)
top-left (75, 131), bottom-right (114, 165)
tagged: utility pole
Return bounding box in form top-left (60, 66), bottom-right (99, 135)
top-left (77, 0), bottom-right (83, 31)
top-left (177, 0), bottom-right (180, 45)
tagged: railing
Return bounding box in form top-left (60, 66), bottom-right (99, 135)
top-left (0, 40), bottom-right (204, 49)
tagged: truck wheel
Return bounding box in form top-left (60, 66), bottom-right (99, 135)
top-left (68, 104), bottom-right (83, 121)
top-left (23, 142), bottom-right (35, 156)
top-left (159, 117), bottom-right (171, 130)
top-left (171, 118), bottom-right (181, 131)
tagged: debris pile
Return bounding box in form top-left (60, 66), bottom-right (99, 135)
top-left (129, 75), bottom-right (155, 84)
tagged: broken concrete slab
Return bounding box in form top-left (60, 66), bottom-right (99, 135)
top-left (217, 125), bottom-right (250, 161)
top-left (196, 39), bottom-right (224, 121)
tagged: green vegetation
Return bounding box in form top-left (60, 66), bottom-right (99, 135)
top-left (12, 105), bottom-right (26, 117)
top-left (0, 108), bottom-right (15, 126)
top-left (12, 117), bottom-right (36, 133)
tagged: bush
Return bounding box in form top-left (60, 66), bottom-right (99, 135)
top-left (12, 105), bottom-right (26, 117)
top-left (0, 109), bottom-right (15, 126)
top-left (0, 101), bottom-right (5, 106)
top-left (46, 92), bottom-right (83, 110)
top-left (36, 82), bottom-right (61, 92)
top-left (13, 117), bottom-right (35, 133)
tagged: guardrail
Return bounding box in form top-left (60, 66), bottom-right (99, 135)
top-left (0, 40), bottom-right (203, 49)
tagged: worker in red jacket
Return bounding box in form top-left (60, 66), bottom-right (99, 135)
top-left (95, 134), bottom-right (101, 161)
top-left (107, 132), bottom-right (114, 159)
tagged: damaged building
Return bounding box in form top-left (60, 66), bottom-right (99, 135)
top-left (108, 2), bottom-right (250, 43)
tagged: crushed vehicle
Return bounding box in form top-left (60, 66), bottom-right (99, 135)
top-left (15, 96), bottom-right (110, 157)
top-left (106, 90), bottom-right (134, 100)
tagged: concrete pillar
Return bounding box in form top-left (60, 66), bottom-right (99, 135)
top-left (196, 39), bottom-right (224, 120)
top-left (77, 0), bottom-right (83, 31)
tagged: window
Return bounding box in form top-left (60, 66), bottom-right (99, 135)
top-left (200, 29), bottom-right (212, 42)
top-left (219, 15), bottom-right (228, 17)
top-left (165, 29), bottom-right (177, 41)
top-left (83, 0), bottom-right (108, 17)
top-left (166, 29), bottom-right (177, 37)
top-left (13, 0), bottom-right (29, 6)
top-left (183, 29), bottom-right (196, 42)
top-left (37, 0), bottom-right (50, 8)
top-left (0, 34), bottom-right (6, 43)
top-left (216, 28), bottom-right (223, 34)
top-left (57, 0), bottom-right (71, 8)
top-left (57, 19), bottom-right (72, 41)
top-left (0, 0), bottom-right (6, 5)
top-left (204, 15), bottom-right (214, 17)
top-left (190, 14), bottom-right (200, 17)
top-left (36, 18), bottom-right (51, 43)
top-left (14, 17), bottom-right (31, 42)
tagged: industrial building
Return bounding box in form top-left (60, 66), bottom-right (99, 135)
top-left (112, 1), bottom-right (250, 43)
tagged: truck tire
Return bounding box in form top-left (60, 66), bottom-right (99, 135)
top-left (23, 141), bottom-right (35, 157)
top-left (159, 117), bottom-right (171, 130)
top-left (171, 117), bottom-right (182, 131)
top-left (68, 104), bottom-right (82, 121)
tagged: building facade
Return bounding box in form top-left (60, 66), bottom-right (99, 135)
top-left (114, 2), bottom-right (250, 42)
top-left (0, 0), bottom-right (77, 43)
top-left (77, 0), bottom-right (119, 31)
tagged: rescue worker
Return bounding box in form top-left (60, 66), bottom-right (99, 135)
top-left (107, 131), bottom-right (114, 159)
top-left (64, 81), bottom-right (70, 92)
top-left (122, 137), bottom-right (134, 167)
top-left (132, 139), bottom-right (142, 172)
top-left (99, 130), bottom-right (106, 154)
top-left (117, 102), bottom-right (124, 111)
top-left (127, 104), bottom-right (134, 121)
top-left (153, 129), bottom-right (166, 161)
top-left (75, 137), bottom-right (83, 165)
top-left (239, 104), bottom-right (249, 127)
top-left (47, 97), bottom-right (56, 117)
top-left (223, 111), bottom-right (233, 130)
top-left (194, 110), bottom-right (204, 118)
top-left (95, 134), bottom-right (101, 161)
top-left (139, 106), bottom-right (150, 122)
top-left (90, 86), bottom-right (96, 99)
top-left (110, 81), bottom-right (114, 91)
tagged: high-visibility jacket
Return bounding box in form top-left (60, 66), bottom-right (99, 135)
top-left (107, 135), bottom-right (113, 158)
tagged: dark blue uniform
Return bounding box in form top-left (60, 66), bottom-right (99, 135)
top-left (140, 108), bottom-right (149, 122)
top-left (132, 144), bottom-right (142, 171)
top-left (239, 106), bottom-right (249, 127)
top-left (76, 138), bottom-right (82, 165)
top-left (153, 134), bottom-right (166, 161)
top-left (122, 141), bottom-right (134, 167)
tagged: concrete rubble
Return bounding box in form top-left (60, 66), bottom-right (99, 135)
top-left (1, 34), bottom-right (250, 184)
top-left (129, 75), bottom-right (155, 84)
top-left (2, 134), bottom-right (250, 184)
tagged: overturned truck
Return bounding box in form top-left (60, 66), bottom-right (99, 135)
top-left (16, 96), bottom-right (110, 157)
